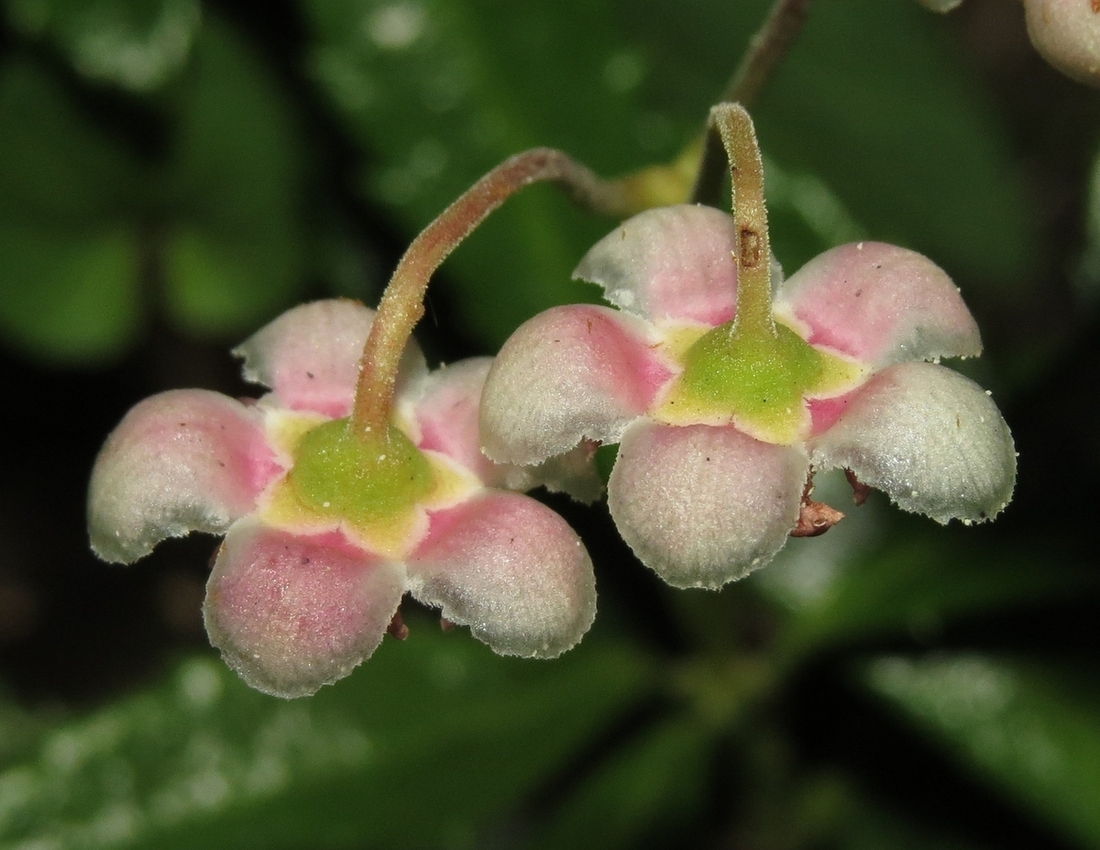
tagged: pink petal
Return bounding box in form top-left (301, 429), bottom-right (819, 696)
top-left (204, 519), bottom-right (406, 698)
top-left (407, 491), bottom-right (596, 658)
top-left (234, 299), bottom-right (427, 418)
top-left (406, 357), bottom-right (501, 485)
top-left (608, 420), bottom-right (806, 589)
top-left (88, 390), bottom-right (283, 564)
top-left (573, 205), bottom-right (738, 325)
top-left (500, 441), bottom-right (605, 505)
top-left (774, 242), bottom-right (981, 367)
top-left (809, 362), bottom-right (1016, 524)
top-left (410, 357), bottom-right (603, 501)
top-left (480, 304), bottom-right (674, 466)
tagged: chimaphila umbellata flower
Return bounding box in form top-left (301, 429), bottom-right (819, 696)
top-left (89, 299), bottom-right (597, 698)
top-left (87, 140), bottom-right (640, 699)
top-left (480, 104), bottom-right (1016, 590)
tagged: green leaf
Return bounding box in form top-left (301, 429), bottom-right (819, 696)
top-left (0, 221), bottom-right (142, 363)
top-left (3, 0), bottom-right (201, 91)
top-left (161, 16), bottom-right (307, 337)
top-left (0, 58), bottom-right (146, 219)
top-left (777, 537), bottom-right (1095, 657)
top-left (302, 0), bottom-right (656, 348)
top-left (527, 716), bottom-right (714, 850)
top-left (752, 480), bottom-right (1097, 657)
top-left (0, 57), bottom-right (146, 363)
top-left (865, 655), bottom-right (1100, 848)
top-left (755, 0), bottom-right (1038, 288)
top-left (0, 628), bottom-right (652, 850)
top-left (304, 0), bottom-right (1036, 351)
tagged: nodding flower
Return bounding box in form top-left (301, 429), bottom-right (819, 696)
top-left (480, 105), bottom-right (1015, 590)
top-left (88, 300), bottom-right (597, 698)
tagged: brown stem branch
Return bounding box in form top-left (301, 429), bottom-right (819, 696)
top-left (351, 148), bottom-right (630, 437)
top-left (691, 0), bottom-right (812, 206)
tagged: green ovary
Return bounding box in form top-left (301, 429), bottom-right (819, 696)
top-left (661, 321), bottom-right (829, 444)
top-left (287, 418), bottom-right (436, 527)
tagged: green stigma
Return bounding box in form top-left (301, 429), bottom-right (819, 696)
top-left (287, 418), bottom-right (436, 526)
top-left (660, 320), bottom-right (832, 444)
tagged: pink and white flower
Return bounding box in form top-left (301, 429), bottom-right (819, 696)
top-left (89, 299), bottom-right (597, 698)
top-left (480, 205), bottom-right (1016, 590)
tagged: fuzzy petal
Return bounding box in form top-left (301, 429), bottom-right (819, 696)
top-left (608, 420), bottom-right (805, 589)
top-left (774, 242), bottom-right (981, 367)
top-left (234, 299), bottom-right (427, 418)
top-left (204, 519), bottom-right (406, 698)
top-left (480, 304), bottom-right (673, 465)
top-left (409, 357), bottom-right (602, 500)
top-left (407, 357), bottom-right (502, 485)
top-left (88, 390), bottom-right (282, 564)
top-left (810, 362), bottom-right (1016, 524)
top-left (407, 491), bottom-right (596, 658)
top-left (1023, 0), bottom-right (1100, 88)
top-left (574, 205), bottom-right (738, 325)
top-left (500, 442), bottom-right (605, 505)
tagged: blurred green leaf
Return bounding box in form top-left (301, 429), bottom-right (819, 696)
top-left (0, 628), bottom-right (652, 850)
top-left (3, 0), bottom-right (201, 92)
top-left (161, 17), bottom-right (307, 337)
top-left (865, 654), bottom-right (1100, 848)
top-left (0, 222), bottom-right (141, 362)
top-left (304, 0), bottom-right (1036, 352)
top-left (302, 0), bottom-right (658, 349)
top-left (758, 516), bottom-right (1096, 658)
top-left (0, 58), bottom-right (146, 218)
top-left (0, 58), bottom-right (145, 363)
top-left (528, 715), bottom-right (713, 850)
top-left (0, 687), bottom-right (47, 769)
top-left (756, 0), bottom-right (1038, 288)
top-left (627, 0), bottom-right (1036, 285)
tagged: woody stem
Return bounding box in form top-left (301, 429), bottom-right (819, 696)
top-left (350, 148), bottom-right (631, 438)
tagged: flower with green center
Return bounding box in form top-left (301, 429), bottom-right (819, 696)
top-left (480, 104), bottom-right (1016, 589)
top-left (88, 300), bottom-right (598, 698)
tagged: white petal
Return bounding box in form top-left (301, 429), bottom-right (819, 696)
top-left (88, 390), bottom-right (282, 563)
top-left (407, 491), bottom-right (596, 658)
top-left (480, 304), bottom-right (672, 466)
top-left (574, 205), bottom-right (738, 325)
top-left (234, 299), bottom-right (427, 418)
top-left (608, 420), bottom-right (806, 589)
top-left (1023, 0), bottom-right (1100, 87)
top-left (810, 362), bottom-right (1016, 524)
top-left (204, 519), bottom-right (406, 698)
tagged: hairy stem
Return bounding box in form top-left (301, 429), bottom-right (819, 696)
top-left (691, 0), bottom-right (812, 206)
top-left (351, 148), bottom-right (631, 437)
top-left (711, 103), bottom-right (774, 336)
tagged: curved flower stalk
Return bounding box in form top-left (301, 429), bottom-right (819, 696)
top-left (87, 147), bottom-right (633, 699)
top-left (480, 104), bottom-right (1016, 590)
top-left (915, 0), bottom-right (1100, 88)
